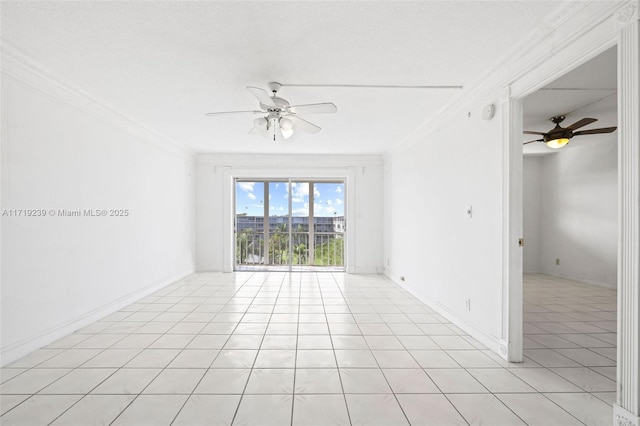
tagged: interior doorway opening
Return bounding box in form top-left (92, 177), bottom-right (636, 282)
top-left (519, 47), bottom-right (618, 395)
top-left (234, 179), bottom-right (345, 271)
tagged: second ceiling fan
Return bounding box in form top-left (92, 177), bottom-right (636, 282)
top-left (206, 82), bottom-right (337, 141)
top-left (523, 115), bottom-right (617, 149)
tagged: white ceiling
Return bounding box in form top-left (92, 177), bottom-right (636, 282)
top-left (2, 1), bottom-right (564, 155)
top-left (523, 46), bottom-right (617, 155)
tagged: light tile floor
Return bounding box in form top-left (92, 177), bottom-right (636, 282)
top-left (0, 272), bottom-right (616, 425)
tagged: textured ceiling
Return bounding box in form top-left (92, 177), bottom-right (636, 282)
top-left (2, 1), bottom-right (562, 155)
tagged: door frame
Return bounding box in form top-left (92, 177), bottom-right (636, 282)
top-left (223, 167), bottom-right (356, 273)
top-left (232, 178), bottom-right (347, 271)
top-left (504, 38), bottom-right (618, 361)
top-left (504, 7), bottom-right (640, 422)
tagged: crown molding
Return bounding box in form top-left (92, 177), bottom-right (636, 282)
top-left (390, 0), bottom-right (625, 155)
top-left (1, 40), bottom-right (194, 161)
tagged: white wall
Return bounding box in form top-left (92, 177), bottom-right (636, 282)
top-left (536, 138), bottom-right (618, 287)
top-left (384, 97), bottom-right (507, 353)
top-left (1, 52), bottom-right (196, 365)
top-left (522, 94), bottom-right (618, 288)
top-left (196, 154), bottom-right (383, 273)
top-left (384, 102), bottom-right (617, 356)
top-left (196, 161), bottom-right (224, 271)
top-left (382, 0), bottom-right (622, 359)
top-left (523, 156), bottom-right (542, 273)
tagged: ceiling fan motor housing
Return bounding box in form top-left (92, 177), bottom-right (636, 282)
top-left (268, 82), bottom-right (283, 93)
top-left (261, 96), bottom-right (290, 114)
top-left (544, 125), bottom-right (573, 142)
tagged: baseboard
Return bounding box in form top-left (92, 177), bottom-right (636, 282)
top-left (536, 271), bottom-right (617, 289)
top-left (383, 272), bottom-right (507, 359)
top-left (348, 265), bottom-right (383, 274)
top-left (0, 268), bottom-right (194, 367)
top-left (614, 405), bottom-right (640, 426)
top-left (194, 266), bottom-right (382, 274)
top-left (195, 266), bottom-right (226, 273)
top-left (433, 298), bottom-right (508, 358)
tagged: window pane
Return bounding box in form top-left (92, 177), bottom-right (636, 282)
top-left (312, 182), bottom-right (345, 266)
top-left (312, 182), bottom-right (344, 217)
top-left (235, 181), bottom-right (264, 267)
top-left (268, 181), bottom-right (288, 266)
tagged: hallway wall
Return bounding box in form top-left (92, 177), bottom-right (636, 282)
top-left (383, 95), bottom-right (506, 353)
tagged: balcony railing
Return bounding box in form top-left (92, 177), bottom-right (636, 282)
top-left (235, 230), bottom-right (344, 270)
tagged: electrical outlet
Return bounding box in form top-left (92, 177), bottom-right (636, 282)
top-left (465, 299), bottom-right (471, 311)
top-left (556, 258), bottom-right (560, 266)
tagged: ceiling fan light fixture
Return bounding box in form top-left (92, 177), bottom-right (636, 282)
top-left (254, 117), bottom-right (268, 128)
top-left (279, 117), bottom-right (293, 131)
top-left (546, 138), bottom-right (569, 149)
top-left (281, 127), bottom-right (294, 139)
top-left (279, 118), bottom-right (294, 139)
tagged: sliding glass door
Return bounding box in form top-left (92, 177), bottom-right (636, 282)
top-left (235, 179), bottom-right (345, 271)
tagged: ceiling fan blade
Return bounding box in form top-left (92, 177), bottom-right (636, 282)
top-left (247, 86), bottom-right (276, 107)
top-left (565, 117), bottom-right (597, 130)
top-left (206, 110), bottom-right (263, 116)
top-left (573, 127), bottom-right (617, 136)
top-left (523, 130), bottom-right (546, 135)
top-left (288, 115), bottom-right (321, 134)
top-left (523, 139), bottom-right (544, 145)
top-left (288, 102), bottom-right (337, 114)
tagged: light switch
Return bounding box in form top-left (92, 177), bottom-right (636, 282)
top-left (466, 205), bottom-right (473, 218)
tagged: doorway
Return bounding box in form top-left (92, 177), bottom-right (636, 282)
top-left (234, 179), bottom-right (345, 271)
top-left (518, 47), bottom-right (618, 395)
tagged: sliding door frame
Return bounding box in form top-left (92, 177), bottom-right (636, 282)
top-left (226, 168), bottom-right (354, 273)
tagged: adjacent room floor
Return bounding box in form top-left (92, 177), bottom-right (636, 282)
top-left (0, 272), bottom-right (616, 425)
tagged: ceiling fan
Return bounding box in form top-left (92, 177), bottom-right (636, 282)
top-left (523, 115), bottom-right (617, 149)
top-left (205, 82), bottom-right (337, 141)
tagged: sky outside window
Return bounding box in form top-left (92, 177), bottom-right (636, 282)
top-left (236, 181), bottom-right (344, 217)
top-left (236, 181), bottom-right (264, 216)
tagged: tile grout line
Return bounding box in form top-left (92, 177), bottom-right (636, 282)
top-left (323, 272), bottom-right (353, 426)
top-left (167, 272), bottom-right (258, 425)
top-left (1, 272), bottom-right (617, 425)
top-left (3, 281), bottom-right (202, 424)
top-left (334, 273), bottom-right (416, 425)
top-left (106, 275), bottom-right (223, 426)
top-left (230, 271), bottom-right (288, 425)
top-left (289, 272), bottom-right (303, 426)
